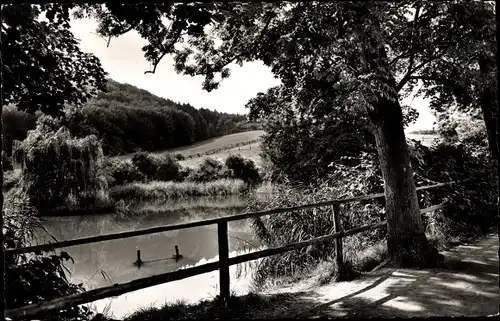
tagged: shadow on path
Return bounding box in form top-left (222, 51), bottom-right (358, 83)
top-left (256, 233), bottom-right (499, 318)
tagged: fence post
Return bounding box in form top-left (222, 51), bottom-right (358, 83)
top-left (217, 220), bottom-right (230, 306)
top-left (332, 204), bottom-right (347, 280)
top-left (135, 248), bottom-right (143, 268)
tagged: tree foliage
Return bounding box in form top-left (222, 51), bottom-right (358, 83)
top-left (2, 4), bottom-right (107, 116)
top-left (225, 154), bottom-right (260, 185)
top-left (131, 152), bottom-right (182, 182)
top-left (411, 1), bottom-right (497, 158)
top-left (187, 157), bottom-right (230, 183)
top-left (16, 125), bottom-right (109, 216)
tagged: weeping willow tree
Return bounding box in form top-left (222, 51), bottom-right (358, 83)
top-left (16, 124), bottom-right (109, 215)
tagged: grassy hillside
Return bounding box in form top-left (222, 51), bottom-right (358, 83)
top-left (2, 79), bottom-right (258, 157)
top-left (114, 130), bottom-right (264, 163)
top-left (180, 140), bottom-right (264, 168)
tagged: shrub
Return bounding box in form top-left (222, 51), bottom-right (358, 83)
top-left (187, 157), bottom-right (230, 182)
top-left (174, 153), bottom-right (185, 161)
top-left (131, 152), bottom-right (158, 179)
top-left (246, 178), bottom-right (385, 289)
top-left (178, 166), bottom-right (194, 181)
top-left (155, 154), bottom-right (182, 181)
top-left (12, 139), bottom-right (24, 165)
top-left (131, 152), bottom-right (182, 182)
top-left (4, 168), bottom-right (21, 191)
top-left (225, 154), bottom-right (261, 185)
top-left (409, 140), bottom-right (497, 235)
top-left (103, 158), bottom-right (144, 186)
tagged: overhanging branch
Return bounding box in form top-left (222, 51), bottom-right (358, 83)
top-left (144, 21), bottom-right (181, 75)
top-left (194, 12), bottom-right (275, 76)
top-left (396, 49), bottom-right (448, 92)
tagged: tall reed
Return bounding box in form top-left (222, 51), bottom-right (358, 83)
top-left (110, 179), bottom-right (248, 201)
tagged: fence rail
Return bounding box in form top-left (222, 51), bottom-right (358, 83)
top-left (5, 180), bottom-right (460, 319)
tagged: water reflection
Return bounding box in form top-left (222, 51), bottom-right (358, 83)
top-left (35, 197), bottom-right (260, 318)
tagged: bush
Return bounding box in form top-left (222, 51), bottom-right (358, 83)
top-left (103, 159), bottom-right (144, 186)
top-left (187, 157), bottom-right (230, 182)
top-left (4, 168), bottom-right (21, 191)
top-left (246, 176), bottom-right (385, 289)
top-left (178, 166), bottom-right (194, 181)
top-left (156, 154), bottom-right (182, 181)
top-left (131, 152), bottom-right (158, 179)
top-left (225, 154), bottom-right (261, 185)
top-left (409, 141), bottom-right (497, 235)
top-left (130, 152), bottom-right (182, 182)
top-left (174, 153), bottom-right (185, 161)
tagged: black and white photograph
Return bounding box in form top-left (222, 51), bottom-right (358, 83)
top-left (2, 1), bottom-right (498, 320)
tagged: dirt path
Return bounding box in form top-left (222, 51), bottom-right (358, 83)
top-left (256, 233), bottom-right (498, 318)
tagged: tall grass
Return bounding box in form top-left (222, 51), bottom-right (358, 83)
top-left (245, 181), bottom-right (387, 289)
top-left (128, 196), bottom-right (246, 215)
top-left (110, 179), bottom-right (249, 201)
top-left (124, 293), bottom-right (304, 321)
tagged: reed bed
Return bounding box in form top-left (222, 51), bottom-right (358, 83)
top-left (110, 179), bottom-right (249, 201)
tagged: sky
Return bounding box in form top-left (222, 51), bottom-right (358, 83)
top-left (70, 18), bottom-right (435, 132)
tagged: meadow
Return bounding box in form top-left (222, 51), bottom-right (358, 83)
top-left (113, 130), bottom-right (264, 162)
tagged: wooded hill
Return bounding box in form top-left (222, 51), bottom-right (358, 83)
top-left (3, 79), bottom-right (260, 156)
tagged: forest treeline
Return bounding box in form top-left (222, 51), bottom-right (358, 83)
top-left (2, 79), bottom-right (261, 156)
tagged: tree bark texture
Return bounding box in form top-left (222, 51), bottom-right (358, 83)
top-left (478, 53), bottom-right (498, 160)
top-left (370, 88), bottom-right (443, 268)
top-left (0, 104), bottom-right (5, 316)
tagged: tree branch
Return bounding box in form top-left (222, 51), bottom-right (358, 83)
top-left (395, 49), bottom-right (448, 92)
top-left (144, 51), bottom-right (169, 75)
top-left (92, 20), bottom-right (139, 48)
top-left (388, 50), bottom-right (413, 66)
top-left (144, 21), bottom-right (180, 75)
top-left (396, 6), bottom-right (421, 90)
top-left (194, 12), bottom-right (275, 75)
top-left (91, 32), bottom-right (112, 48)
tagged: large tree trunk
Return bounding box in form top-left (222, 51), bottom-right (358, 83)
top-left (370, 88), bottom-right (443, 268)
top-left (478, 53), bottom-right (498, 160)
top-left (0, 104), bottom-right (5, 316)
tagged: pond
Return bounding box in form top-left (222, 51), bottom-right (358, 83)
top-left (35, 196), bottom-right (262, 319)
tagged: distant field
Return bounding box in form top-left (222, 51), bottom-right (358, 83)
top-left (113, 130), bottom-right (264, 161)
top-left (111, 131), bottom-right (437, 167)
top-left (180, 141), bottom-right (263, 168)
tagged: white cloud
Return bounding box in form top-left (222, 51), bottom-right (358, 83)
top-left (70, 17), bottom-right (435, 129)
top-left (70, 18), bottom-right (280, 115)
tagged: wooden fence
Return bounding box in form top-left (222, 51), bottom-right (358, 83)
top-left (4, 180), bottom-right (461, 319)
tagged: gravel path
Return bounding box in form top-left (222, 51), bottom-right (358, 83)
top-left (259, 233), bottom-right (499, 318)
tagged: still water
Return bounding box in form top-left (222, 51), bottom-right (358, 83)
top-left (35, 196), bottom-right (261, 319)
